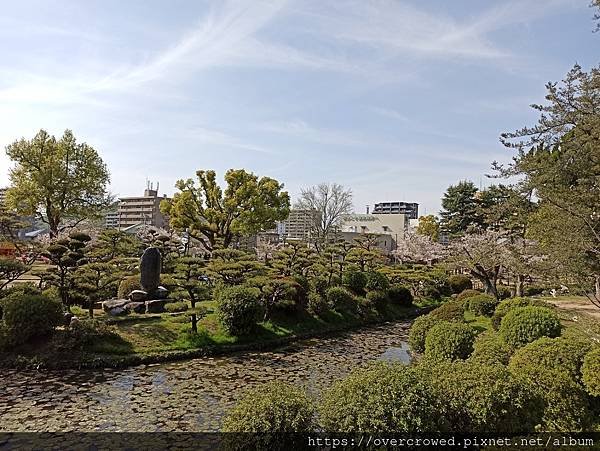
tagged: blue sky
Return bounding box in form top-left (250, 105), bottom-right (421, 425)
top-left (0, 0), bottom-right (597, 216)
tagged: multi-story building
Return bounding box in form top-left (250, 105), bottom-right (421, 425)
top-left (276, 209), bottom-right (315, 241)
top-left (373, 201), bottom-right (419, 220)
top-left (112, 183), bottom-right (170, 230)
top-left (0, 187), bottom-right (8, 205)
top-left (341, 212), bottom-right (408, 244)
top-left (105, 210), bottom-right (119, 228)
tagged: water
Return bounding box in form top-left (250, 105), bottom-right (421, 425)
top-left (0, 321), bottom-right (412, 432)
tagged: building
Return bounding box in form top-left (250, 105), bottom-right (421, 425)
top-left (276, 209), bottom-right (315, 241)
top-left (105, 210), bottom-right (119, 228)
top-left (341, 212), bottom-right (408, 242)
top-left (373, 201), bottom-right (419, 220)
top-left (112, 183), bottom-right (170, 230)
top-left (0, 187), bottom-right (7, 205)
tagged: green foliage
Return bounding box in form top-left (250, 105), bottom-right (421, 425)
top-left (318, 362), bottom-right (441, 432)
top-left (491, 297), bottom-right (548, 330)
top-left (382, 265), bottom-right (449, 299)
top-left (469, 331), bottom-right (512, 365)
top-left (246, 275), bottom-right (297, 320)
top-left (65, 319), bottom-right (120, 349)
top-left (499, 306), bottom-right (561, 349)
top-left (467, 294), bottom-right (498, 317)
top-left (582, 347), bottom-right (600, 397)
top-left (326, 286), bottom-right (357, 314)
top-left (342, 269), bottom-right (367, 294)
top-left (416, 214), bottom-right (440, 241)
top-left (365, 290), bottom-right (388, 310)
top-left (496, 286), bottom-right (512, 300)
top-left (365, 271), bottom-right (390, 292)
top-left (408, 314), bottom-right (443, 353)
top-left (440, 181), bottom-right (480, 235)
top-left (429, 301), bottom-right (465, 322)
top-left (424, 322), bottom-right (475, 362)
top-left (387, 285), bottom-right (413, 307)
top-left (118, 275), bottom-right (142, 299)
top-left (215, 286), bottom-right (262, 336)
top-left (207, 248), bottom-right (265, 286)
top-left (455, 289), bottom-right (481, 303)
top-left (5, 129), bottom-right (111, 237)
top-left (447, 275), bottom-right (473, 294)
top-left (0, 257), bottom-right (30, 290)
top-left (509, 336), bottom-right (593, 383)
top-left (1, 292), bottom-right (63, 345)
top-left (355, 296), bottom-right (376, 318)
top-left (523, 285), bottom-right (546, 296)
top-left (307, 291), bottom-right (329, 317)
top-left (168, 256), bottom-right (209, 305)
top-left (165, 302), bottom-right (189, 313)
top-left (222, 381), bottom-right (315, 450)
top-left (161, 169), bottom-right (290, 251)
top-left (418, 360), bottom-right (542, 433)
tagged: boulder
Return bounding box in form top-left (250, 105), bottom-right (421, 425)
top-left (108, 307), bottom-right (129, 316)
top-left (102, 299), bottom-right (129, 313)
top-left (129, 290), bottom-right (148, 302)
top-left (145, 299), bottom-right (167, 313)
top-left (69, 316), bottom-right (80, 327)
top-left (124, 302), bottom-right (146, 314)
top-left (63, 312), bottom-right (74, 326)
top-left (140, 247), bottom-right (161, 293)
top-left (153, 286), bottom-right (169, 299)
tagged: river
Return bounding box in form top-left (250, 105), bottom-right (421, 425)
top-left (1, 321), bottom-right (411, 432)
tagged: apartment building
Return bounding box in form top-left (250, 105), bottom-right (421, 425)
top-left (112, 183), bottom-right (170, 229)
top-left (373, 201), bottom-right (419, 220)
top-left (276, 209), bottom-right (315, 240)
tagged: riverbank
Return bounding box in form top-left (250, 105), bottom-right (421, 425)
top-left (0, 301), bottom-right (433, 370)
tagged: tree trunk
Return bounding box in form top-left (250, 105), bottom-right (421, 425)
top-left (515, 274), bottom-right (525, 298)
top-left (190, 297), bottom-right (197, 333)
top-left (88, 300), bottom-right (94, 318)
top-left (595, 274), bottom-right (600, 302)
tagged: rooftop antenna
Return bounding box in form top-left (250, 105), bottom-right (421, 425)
top-left (366, 205), bottom-right (370, 214)
top-left (157, 181), bottom-right (160, 193)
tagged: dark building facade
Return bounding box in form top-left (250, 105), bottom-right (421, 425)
top-left (372, 201), bottom-right (419, 220)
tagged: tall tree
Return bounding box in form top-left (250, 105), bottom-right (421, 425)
top-left (5, 129), bottom-right (111, 237)
top-left (439, 181), bottom-right (480, 235)
top-left (296, 183), bottom-right (353, 249)
top-left (162, 169), bottom-right (290, 251)
top-left (416, 215), bottom-right (440, 241)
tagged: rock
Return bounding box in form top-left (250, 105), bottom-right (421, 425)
top-left (140, 247), bottom-right (162, 293)
top-left (102, 299), bottom-right (129, 313)
top-left (129, 290), bottom-right (148, 302)
top-left (145, 300), bottom-right (167, 313)
top-left (153, 286), bottom-right (169, 299)
top-left (108, 307), bottom-right (128, 316)
top-left (69, 316), bottom-right (80, 327)
top-left (124, 302), bottom-right (146, 314)
top-left (63, 312), bottom-right (74, 326)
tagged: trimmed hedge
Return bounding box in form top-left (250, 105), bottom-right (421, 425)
top-left (307, 291), bottom-right (329, 317)
top-left (448, 275), bottom-right (472, 294)
top-left (215, 286), bottom-right (262, 336)
top-left (582, 347), bottom-right (600, 397)
top-left (456, 289), bottom-right (481, 303)
top-left (491, 297), bottom-right (547, 330)
top-left (387, 285), bottom-right (413, 307)
top-left (408, 315), bottom-right (443, 353)
top-left (424, 322), bottom-right (475, 362)
top-left (319, 362), bottom-right (441, 432)
top-left (469, 331), bottom-right (512, 365)
top-left (467, 294), bottom-right (498, 317)
top-left (429, 301), bottom-right (465, 322)
top-left (365, 290), bottom-right (388, 311)
top-left (499, 306), bottom-right (561, 349)
top-left (365, 271), bottom-right (390, 292)
top-left (118, 275), bottom-right (142, 299)
top-left (342, 270), bottom-right (367, 294)
top-left (165, 301), bottom-right (189, 313)
top-left (326, 286), bottom-right (357, 314)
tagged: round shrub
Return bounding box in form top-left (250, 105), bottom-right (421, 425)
top-left (582, 347), bottom-right (600, 397)
top-left (216, 286), bottom-right (262, 336)
top-left (524, 285), bottom-right (545, 296)
top-left (508, 336), bottom-right (593, 383)
top-left (421, 283), bottom-right (442, 300)
top-left (499, 306), bottom-right (561, 349)
top-left (455, 289), bottom-right (481, 303)
top-left (365, 290), bottom-right (388, 310)
top-left (467, 294), bottom-right (498, 317)
top-left (1, 292), bottom-right (63, 345)
top-left (319, 362), bottom-right (441, 432)
top-left (342, 270), bottom-right (367, 294)
top-left (491, 297), bottom-right (548, 330)
top-left (355, 296), bottom-right (376, 318)
top-left (497, 286), bottom-right (512, 300)
top-left (448, 275), bottom-right (472, 294)
top-left (424, 322), bottom-right (475, 362)
top-left (307, 291), bottom-right (329, 317)
top-left (387, 285), bottom-right (413, 306)
top-left (510, 363), bottom-right (592, 431)
top-left (117, 275), bottom-right (142, 298)
top-left (418, 360), bottom-right (543, 433)
top-left (165, 301), bottom-right (189, 313)
top-left (469, 331), bottom-right (512, 365)
top-left (326, 286), bottom-right (357, 314)
top-left (365, 271), bottom-right (390, 292)
top-left (429, 301), bottom-right (465, 322)
top-left (408, 315), bottom-right (442, 353)
top-left (222, 381), bottom-right (315, 450)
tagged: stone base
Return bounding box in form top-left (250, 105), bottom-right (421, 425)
top-left (102, 299), bottom-right (129, 313)
top-left (145, 299), bottom-right (167, 313)
top-left (124, 301), bottom-right (146, 314)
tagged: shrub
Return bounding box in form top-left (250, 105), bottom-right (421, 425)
top-left (469, 331), bottom-right (512, 365)
top-left (310, 276), bottom-right (329, 296)
top-left (510, 363), bottom-right (592, 431)
top-left (307, 291), bottom-right (329, 316)
top-left (467, 294), bottom-right (498, 317)
top-left (491, 297), bottom-right (548, 330)
top-left (222, 381), bottom-right (315, 450)
top-left (429, 301), bottom-right (465, 322)
top-left (499, 306), bottom-right (561, 349)
top-left (1, 292), bottom-right (63, 345)
top-left (509, 336), bottom-right (593, 383)
top-left (318, 362), bottom-right (441, 432)
top-left (117, 275), bottom-right (142, 298)
top-left (421, 283), bottom-right (442, 300)
top-left (215, 286), bottom-right (262, 336)
top-left (342, 270), bottom-right (367, 294)
top-left (355, 296), bottom-right (376, 318)
top-left (326, 286), bottom-right (357, 314)
top-left (424, 322), bottom-right (475, 362)
top-left (365, 290), bottom-right (388, 311)
top-left (447, 275), bottom-right (472, 294)
top-left (165, 301), bottom-right (189, 313)
top-left (365, 271), bottom-right (390, 292)
top-left (387, 285), bottom-right (413, 307)
top-left (524, 285), bottom-right (545, 296)
top-left (497, 286), bottom-right (512, 300)
top-left (582, 347), bottom-right (600, 397)
top-left (41, 286), bottom-right (61, 303)
top-left (65, 319), bottom-right (120, 349)
top-left (408, 315), bottom-right (442, 353)
top-left (455, 289), bottom-right (481, 303)
top-left (418, 360), bottom-right (543, 433)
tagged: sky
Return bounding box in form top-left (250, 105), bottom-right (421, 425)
top-left (0, 0), bottom-right (597, 216)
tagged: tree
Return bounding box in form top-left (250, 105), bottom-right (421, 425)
top-left (73, 262), bottom-right (120, 317)
top-left (246, 275), bottom-right (297, 320)
top-left (296, 183), bottom-right (353, 249)
top-left (416, 215), bottom-right (440, 241)
top-left (168, 256), bottom-right (210, 332)
top-left (439, 181), bottom-right (480, 235)
top-left (207, 248), bottom-right (265, 286)
top-left (392, 231), bottom-right (446, 265)
top-left (5, 129), bottom-right (111, 237)
top-left (346, 234), bottom-right (385, 271)
top-left (0, 258), bottom-right (30, 290)
top-left (161, 169), bottom-right (290, 251)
